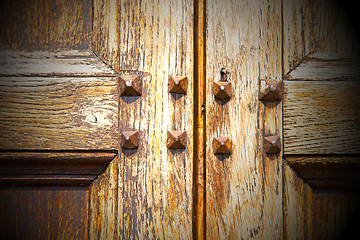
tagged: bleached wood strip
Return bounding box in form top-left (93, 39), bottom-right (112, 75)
top-left (0, 77), bottom-right (118, 150)
top-left (0, 50), bottom-right (116, 77)
top-left (283, 80), bottom-right (360, 154)
top-left (206, 0), bottom-right (282, 238)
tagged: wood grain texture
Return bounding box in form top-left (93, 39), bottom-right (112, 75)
top-left (0, 0), bottom-right (91, 51)
top-left (0, 187), bottom-right (89, 239)
top-left (284, 162), bottom-right (360, 239)
top-left (0, 75), bottom-right (118, 150)
top-left (206, 0), bottom-right (282, 238)
top-left (283, 80), bottom-right (360, 154)
top-left (285, 156), bottom-right (360, 190)
top-left (0, 151), bottom-right (116, 186)
top-left (282, 0), bottom-right (360, 75)
top-left (0, 50), bottom-right (117, 77)
top-left (284, 53), bottom-right (360, 81)
top-left (89, 156), bottom-right (119, 239)
top-left (94, 0), bottom-right (194, 238)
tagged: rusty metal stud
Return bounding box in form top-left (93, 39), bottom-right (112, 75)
top-left (214, 82), bottom-right (231, 99)
top-left (121, 131), bottom-right (139, 149)
top-left (259, 79), bottom-right (284, 101)
top-left (169, 76), bottom-right (188, 94)
top-left (119, 75), bottom-right (142, 96)
top-left (264, 135), bottom-right (281, 154)
top-left (167, 130), bottom-right (187, 149)
top-left (213, 137), bottom-right (232, 154)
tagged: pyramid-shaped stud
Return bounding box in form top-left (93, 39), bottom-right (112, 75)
top-left (214, 82), bottom-right (231, 99)
top-left (264, 135), bottom-right (281, 154)
top-left (169, 76), bottom-right (188, 94)
top-left (120, 131), bottom-right (139, 149)
top-left (259, 79), bottom-right (284, 101)
top-left (167, 130), bottom-right (187, 149)
top-left (213, 137), bottom-right (232, 154)
top-left (119, 75), bottom-right (142, 96)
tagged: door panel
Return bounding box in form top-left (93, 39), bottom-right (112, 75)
top-left (0, 0), bottom-right (116, 239)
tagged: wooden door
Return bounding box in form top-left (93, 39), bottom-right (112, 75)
top-left (0, 0), bottom-right (359, 239)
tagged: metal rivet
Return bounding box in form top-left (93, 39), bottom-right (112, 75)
top-left (170, 76), bottom-right (188, 94)
top-left (121, 131), bottom-right (140, 149)
top-left (214, 137), bottom-right (232, 154)
top-left (119, 75), bottom-right (142, 97)
top-left (168, 131), bottom-right (186, 149)
top-left (214, 82), bottom-right (232, 99)
top-left (259, 79), bottom-right (284, 101)
top-left (264, 135), bottom-right (281, 154)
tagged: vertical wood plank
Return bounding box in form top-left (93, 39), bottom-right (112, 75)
top-left (283, 163), bottom-right (305, 240)
top-left (94, 0), bottom-right (194, 238)
top-left (89, 156), bottom-right (119, 240)
top-left (206, 0), bottom-right (282, 238)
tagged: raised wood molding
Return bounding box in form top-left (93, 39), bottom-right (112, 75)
top-left (285, 155), bottom-right (360, 190)
top-left (0, 151), bottom-right (116, 186)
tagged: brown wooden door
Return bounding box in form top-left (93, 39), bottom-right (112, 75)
top-left (0, 0), bottom-right (359, 239)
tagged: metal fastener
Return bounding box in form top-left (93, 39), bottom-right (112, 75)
top-left (214, 82), bottom-right (232, 99)
top-left (259, 79), bottom-right (284, 101)
top-left (169, 76), bottom-right (188, 94)
top-left (120, 131), bottom-right (140, 149)
top-left (264, 135), bottom-right (281, 154)
top-left (119, 75), bottom-right (142, 96)
top-left (213, 137), bottom-right (232, 154)
top-left (168, 130), bottom-right (187, 149)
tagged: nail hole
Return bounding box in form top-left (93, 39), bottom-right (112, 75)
top-left (175, 137), bottom-right (179, 141)
top-left (175, 81), bottom-right (180, 85)
top-left (220, 86), bottom-right (225, 91)
top-left (126, 81), bottom-right (132, 87)
top-left (270, 85), bottom-right (276, 91)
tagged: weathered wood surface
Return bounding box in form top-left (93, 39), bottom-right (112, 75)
top-left (0, 75), bottom-right (118, 150)
top-left (0, 152), bottom-right (116, 186)
top-left (283, 80), bottom-right (360, 154)
top-left (89, 156), bottom-right (119, 239)
top-left (283, 0), bottom-right (360, 75)
top-left (206, 0), bottom-right (282, 238)
top-left (284, 163), bottom-right (360, 240)
top-left (93, 0), bottom-right (194, 238)
top-left (0, 187), bottom-right (89, 239)
top-left (0, 50), bottom-right (117, 77)
top-left (0, 0), bottom-right (91, 51)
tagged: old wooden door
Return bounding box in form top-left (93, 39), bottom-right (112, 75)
top-left (0, 0), bottom-right (359, 239)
